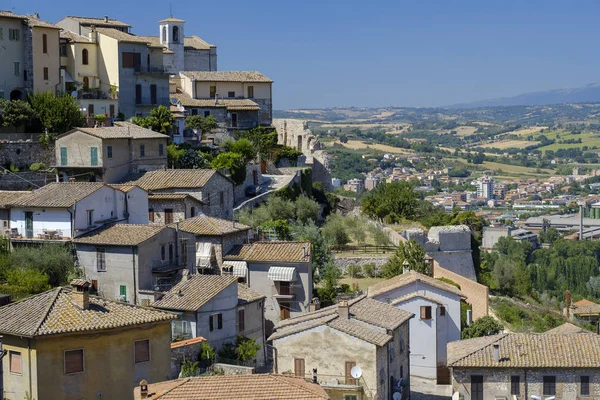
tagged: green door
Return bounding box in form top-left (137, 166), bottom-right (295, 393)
top-left (24, 212), bottom-right (33, 238)
top-left (90, 147), bottom-right (98, 166)
top-left (60, 147), bottom-right (68, 166)
top-left (119, 285), bottom-right (127, 302)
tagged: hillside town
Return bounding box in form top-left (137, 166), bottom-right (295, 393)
top-left (0, 8), bottom-right (600, 400)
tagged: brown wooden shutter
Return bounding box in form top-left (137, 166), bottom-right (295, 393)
top-left (217, 313), bottom-right (223, 329)
top-left (209, 315), bottom-right (214, 331)
top-left (345, 360), bottom-right (357, 385)
top-left (64, 349), bottom-right (84, 374)
top-left (9, 351), bottom-right (22, 374)
top-left (134, 340), bottom-right (150, 363)
top-left (294, 358), bottom-right (305, 378)
top-left (420, 306), bottom-right (427, 319)
top-left (238, 309), bottom-right (245, 332)
top-left (109, 104), bottom-right (115, 117)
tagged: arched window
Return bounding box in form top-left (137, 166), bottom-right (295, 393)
top-left (162, 26), bottom-right (167, 43)
top-left (83, 77), bottom-right (89, 89)
top-left (172, 26), bottom-right (179, 43)
top-left (82, 48), bottom-right (89, 65)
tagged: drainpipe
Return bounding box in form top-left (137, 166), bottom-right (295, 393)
top-left (175, 222), bottom-right (180, 266)
top-left (27, 338), bottom-right (33, 398)
top-left (132, 246), bottom-right (138, 305)
top-left (261, 298), bottom-right (267, 366)
top-left (68, 206), bottom-right (75, 238)
top-left (524, 369), bottom-right (528, 400)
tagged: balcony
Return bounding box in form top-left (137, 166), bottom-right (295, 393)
top-left (9, 228), bottom-right (70, 242)
top-left (151, 258), bottom-right (184, 273)
top-left (78, 89), bottom-right (118, 100)
top-left (134, 65), bottom-right (169, 75)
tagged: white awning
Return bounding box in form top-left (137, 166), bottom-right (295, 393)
top-left (223, 261), bottom-right (247, 278)
top-left (196, 242), bottom-right (213, 268)
top-left (64, 70), bottom-right (74, 83)
top-left (268, 266), bottom-right (297, 282)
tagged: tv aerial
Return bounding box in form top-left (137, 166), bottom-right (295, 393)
top-left (350, 366), bottom-right (362, 379)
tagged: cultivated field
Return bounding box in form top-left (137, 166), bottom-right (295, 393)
top-left (479, 140), bottom-right (534, 149)
top-left (330, 140), bottom-right (413, 154)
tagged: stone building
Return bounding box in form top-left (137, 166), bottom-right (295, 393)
top-left (448, 333), bottom-right (600, 400)
top-left (269, 296), bottom-right (413, 400)
top-left (122, 169), bottom-right (235, 220)
top-left (55, 122), bottom-right (169, 183)
top-left (148, 193), bottom-right (205, 225)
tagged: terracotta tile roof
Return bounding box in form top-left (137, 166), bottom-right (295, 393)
top-left (108, 184), bottom-right (141, 193)
top-left (158, 16), bottom-right (185, 23)
top-left (391, 293), bottom-right (443, 306)
top-left (122, 169), bottom-right (223, 190)
top-left (58, 122), bottom-right (168, 140)
top-left (170, 336), bottom-right (206, 349)
top-left (95, 27), bottom-right (152, 44)
top-left (544, 322), bottom-right (586, 335)
top-left (224, 241), bottom-right (311, 263)
top-left (60, 31), bottom-right (92, 43)
top-left (9, 182), bottom-right (105, 208)
top-left (135, 374), bottom-right (330, 400)
top-left (180, 71), bottom-right (272, 83)
top-left (148, 193), bottom-right (203, 203)
top-left (27, 16), bottom-right (60, 29)
top-left (367, 270), bottom-right (464, 298)
top-left (0, 287), bottom-right (175, 338)
top-left (133, 35), bottom-right (214, 50)
top-left (173, 215), bottom-right (250, 236)
top-left (269, 296), bottom-right (413, 346)
top-left (151, 274), bottom-right (238, 311)
top-left (172, 93), bottom-right (260, 111)
top-left (67, 15), bottom-right (131, 28)
top-left (0, 190), bottom-right (27, 208)
top-left (574, 299), bottom-right (597, 306)
top-left (0, 10), bottom-right (27, 19)
top-left (237, 283), bottom-right (265, 304)
top-left (448, 333), bottom-right (600, 368)
top-left (73, 224), bottom-right (167, 246)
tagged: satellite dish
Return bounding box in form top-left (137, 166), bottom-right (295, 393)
top-left (350, 366), bottom-right (362, 379)
top-left (393, 393), bottom-right (401, 400)
top-left (176, 104), bottom-right (184, 112)
top-left (170, 97), bottom-right (179, 105)
top-left (71, 90), bottom-right (78, 98)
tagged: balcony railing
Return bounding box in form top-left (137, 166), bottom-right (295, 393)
top-left (134, 65), bottom-right (169, 74)
top-left (78, 89), bottom-right (118, 100)
top-left (9, 228), bottom-right (69, 241)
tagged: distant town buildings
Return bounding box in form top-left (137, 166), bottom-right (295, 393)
top-left (475, 176), bottom-right (494, 200)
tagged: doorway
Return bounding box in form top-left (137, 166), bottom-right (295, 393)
top-left (231, 113), bottom-right (238, 128)
top-left (24, 212), bottom-right (33, 238)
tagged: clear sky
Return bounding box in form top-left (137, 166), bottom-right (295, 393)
top-left (7, 0), bottom-right (600, 109)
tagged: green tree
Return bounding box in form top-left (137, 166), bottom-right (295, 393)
top-left (180, 149), bottom-right (210, 169)
top-left (224, 139), bottom-right (257, 163)
top-left (361, 182), bottom-right (419, 223)
top-left (133, 105), bottom-right (173, 134)
top-left (539, 227), bottom-right (561, 244)
top-left (461, 316), bottom-right (504, 339)
top-left (29, 92), bottom-right (83, 134)
top-left (292, 220), bottom-right (331, 282)
top-left (180, 360), bottom-right (199, 378)
top-left (345, 216), bottom-right (367, 247)
top-left (492, 256), bottom-right (517, 295)
top-left (199, 342), bottom-right (215, 361)
top-left (321, 213), bottom-right (350, 249)
top-left (4, 268), bottom-right (51, 298)
top-left (234, 336), bottom-right (261, 362)
top-left (382, 239), bottom-right (428, 277)
top-left (316, 261), bottom-right (342, 306)
top-left (370, 226), bottom-right (392, 249)
top-left (294, 196), bottom-right (320, 224)
top-left (186, 115), bottom-right (218, 139)
top-left (0, 99), bottom-right (34, 127)
top-left (236, 126), bottom-right (278, 161)
top-left (210, 152), bottom-right (246, 185)
top-left (167, 143), bottom-right (185, 168)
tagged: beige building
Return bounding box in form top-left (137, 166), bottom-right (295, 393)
top-left (448, 332), bottom-right (600, 400)
top-left (0, 280), bottom-right (175, 400)
top-left (0, 11), bottom-right (61, 100)
top-left (54, 122), bottom-right (169, 183)
top-left (269, 296), bottom-right (413, 400)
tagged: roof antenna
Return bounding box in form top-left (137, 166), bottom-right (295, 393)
top-left (170, 4), bottom-right (173, 17)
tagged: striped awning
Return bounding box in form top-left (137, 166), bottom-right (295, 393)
top-left (196, 242), bottom-right (213, 268)
top-left (223, 261), bottom-right (247, 278)
top-left (268, 266), bottom-right (297, 282)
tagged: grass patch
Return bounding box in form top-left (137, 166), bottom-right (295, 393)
top-left (339, 276), bottom-right (386, 292)
top-left (490, 296), bottom-right (564, 333)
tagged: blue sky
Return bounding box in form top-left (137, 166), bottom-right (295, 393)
top-left (8, 0), bottom-right (600, 109)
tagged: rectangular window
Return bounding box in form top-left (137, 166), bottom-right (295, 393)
top-left (471, 375), bottom-right (483, 400)
top-left (43, 67), bottom-right (49, 80)
top-left (228, 91), bottom-right (235, 98)
top-left (9, 351), bottom-right (22, 375)
top-left (119, 285), bottom-right (127, 302)
top-left (440, 306), bottom-right (446, 316)
top-left (106, 145), bottom-right (113, 159)
top-left (87, 210), bottom-right (94, 227)
top-left (9, 28), bottom-right (20, 41)
top-left (159, 143), bottom-right (164, 156)
top-left (134, 339), bottom-right (150, 363)
top-left (168, 243), bottom-right (174, 261)
top-left (42, 34), bottom-right (47, 53)
top-left (209, 85), bottom-right (216, 98)
top-left (237, 308), bottom-right (245, 332)
top-left (109, 104), bottom-right (115, 118)
top-left (149, 208), bottom-right (155, 222)
top-left (140, 144), bottom-right (145, 157)
top-left (161, 244), bottom-right (166, 261)
top-left (294, 358), bottom-right (305, 378)
top-left (60, 44), bottom-right (67, 57)
top-left (0, 28), bottom-right (3, 40)
top-left (543, 376), bottom-right (556, 396)
top-left (13, 61), bottom-right (19, 76)
top-left (96, 248), bottom-right (106, 272)
top-left (64, 349), bottom-right (84, 374)
top-left (204, 111), bottom-right (210, 117)
top-left (248, 85), bottom-right (254, 98)
top-left (220, 191), bottom-right (224, 206)
top-left (164, 208), bottom-right (173, 224)
top-left (420, 306), bottom-right (432, 320)
top-left (88, 104), bottom-right (94, 117)
top-left (511, 375), bottom-right (520, 395)
top-left (150, 84), bottom-right (157, 104)
top-left (345, 361), bottom-right (357, 385)
top-left (581, 376), bottom-right (590, 396)
top-left (122, 52), bottom-right (141, 68)
top-left (135, 84), bottom-right (142, 104)
top-left (209, 313), bottom-right (223, 331)
top-left (60, 146), bottom-right (68, 166)
top-left (180, 240), bottom-right (188, 265)
top-left (344, 396), bottom-right (358, 400)
top-left (191, 108), bottom-right (198, 116)
top-left (90, 147), bottom-right (98, 166)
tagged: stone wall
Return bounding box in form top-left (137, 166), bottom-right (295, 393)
top-left (213, 363), bottom-right (255, 375)
top-left (0, 172), bottom-right (55, 190)
top-left (169, 338), bottom-right (206, 379)
top-left (433, 264), bottom-right (488, 320)
top-left (0, 142), bottom-right (55, 170)
top-left (333, 256), bottom-right (389, 275)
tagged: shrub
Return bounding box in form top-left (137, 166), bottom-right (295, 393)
top-left (347, 264), bottom-right (363, 278)
top-left (363, 263), bottom-right (377, 278)
top-left (461, 316), bottom-right (504, 339)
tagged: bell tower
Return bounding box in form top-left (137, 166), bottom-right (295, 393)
top-left (159, 16), bottom-right (185, 73)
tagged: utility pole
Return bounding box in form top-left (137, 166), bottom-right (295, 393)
top-left (578, 200), bottom-right (586, 241)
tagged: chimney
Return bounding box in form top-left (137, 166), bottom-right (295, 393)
top-left (104, 15), bottom-right (109, 23)
top-left (493, 343), bottom-right (499, 363)
top-left (337, 299), bottom-right (349, 319)
top-left (312, 368), bottom-right (318, 384)
top-left (466, 309), bottom-right (473, 326)
top-left (181, 269), bottom-right (190, 281)
top-left (302, 246), bottom-right (307, 258)
top-left (309, 297), bottom-right (320, 312)
top-left (33, 13), bottom-right (40, 19)
top-left (70, 279), bottom-right (90, 310)
top-left (139, 379), bottom-right (148, 398)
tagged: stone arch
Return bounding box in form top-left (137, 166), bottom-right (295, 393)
top-left (10, 90), bottom-right (22, 101)
top-left (172, 26), bottom-right (179, 43)
top-left (162, 25), bottom-right (167, 43)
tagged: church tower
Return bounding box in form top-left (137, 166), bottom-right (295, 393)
top-left (159, 16), bottom-right (185, 73)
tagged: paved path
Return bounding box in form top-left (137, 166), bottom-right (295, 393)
top-left (410, 376), bottom-right (452, 400)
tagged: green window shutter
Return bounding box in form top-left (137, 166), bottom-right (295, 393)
top-left (119, 285), bottom-right (127, 302)
top-left (60, 147), bottom-right (67, 166)
top-left (90, 147), bottom-right (98, 166)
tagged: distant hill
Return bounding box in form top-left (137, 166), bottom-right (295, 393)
top-left (448, 83), bottom-right (600, 108)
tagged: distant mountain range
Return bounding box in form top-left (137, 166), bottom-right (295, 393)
top-left (447, 83), bottom-right (600, 108)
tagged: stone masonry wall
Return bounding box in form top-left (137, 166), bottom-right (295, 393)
top-left (213, 363), bottom-right (255, 375)
top-left (0, 172), bottom-right (55, 190)
top-left (0, 142), bottom-right (55, 170)
top-left (333, 256), bottom-right (389, 275)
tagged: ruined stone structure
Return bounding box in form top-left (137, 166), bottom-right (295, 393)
top-left (272, 119), bottom-right (332, 190)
